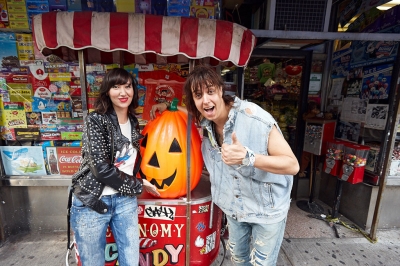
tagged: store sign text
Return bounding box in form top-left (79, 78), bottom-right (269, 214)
top-left (104, 243), bottom-right (184, 266)
top-left (139, 223), bottom-right (184, 238)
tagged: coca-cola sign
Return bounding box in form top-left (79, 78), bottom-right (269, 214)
top-left (56, 147), bottom-right (82, 175)
top-left (59, 155), bottom-right (83, 164)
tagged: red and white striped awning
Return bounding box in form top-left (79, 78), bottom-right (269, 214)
top-left (32, 12), bottom-right (256, 67)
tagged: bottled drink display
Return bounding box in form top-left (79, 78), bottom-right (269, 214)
top-left (49, 150), bottom-right (59, 175)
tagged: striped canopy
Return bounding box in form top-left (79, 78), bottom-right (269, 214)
top-left (32, 11), bottom-right (256, 67)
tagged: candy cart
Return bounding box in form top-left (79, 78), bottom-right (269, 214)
top-left (32, 11), bottom-right (256, 266)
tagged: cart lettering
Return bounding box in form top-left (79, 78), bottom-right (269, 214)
top-left (139, 223), bottom-right (184, 238)
top-left (139, 244), bottom-right (184, 266)
top-left (104, 243), bottom-right (118, 261)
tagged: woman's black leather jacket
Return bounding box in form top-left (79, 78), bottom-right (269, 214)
top-left (72, 110), bottom-right (144, 214)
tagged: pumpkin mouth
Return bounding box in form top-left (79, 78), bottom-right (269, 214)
top-left (149, 169), bottom-right (177, 190)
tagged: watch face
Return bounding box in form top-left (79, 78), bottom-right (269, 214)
top-left (242, 158), bottom-right (250, 165)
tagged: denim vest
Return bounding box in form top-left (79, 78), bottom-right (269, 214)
top-left (201, 97), bottom-right (293, 224)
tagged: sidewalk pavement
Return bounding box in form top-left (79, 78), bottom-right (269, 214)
top-left (1, 199), bottom-right (400, 266)
top-left (1, 228), bottom-right (399, 266)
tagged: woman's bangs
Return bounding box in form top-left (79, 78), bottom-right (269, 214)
top-left (111, 72), bottom-right (131, 86)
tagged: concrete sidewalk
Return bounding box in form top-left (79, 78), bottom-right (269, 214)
top-left (278, 230), bottom-right (400, 266)
top-left (1, 228), bottom-right (399, 266)
top-left (1, 199), bottom-right (399, 266)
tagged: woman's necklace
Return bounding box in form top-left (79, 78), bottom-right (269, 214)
top-left (213, 122), bottom-right (223, 146)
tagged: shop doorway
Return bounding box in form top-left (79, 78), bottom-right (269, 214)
top-left (242, 48), bottom-right (314, 199)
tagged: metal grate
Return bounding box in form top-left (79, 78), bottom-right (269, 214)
top-left (274, 0), bottom-right (328, 32)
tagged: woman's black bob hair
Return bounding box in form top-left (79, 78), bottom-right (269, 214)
top-left (94, 68), bottom-right (139, 114)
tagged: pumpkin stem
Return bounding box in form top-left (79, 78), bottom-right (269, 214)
top-left (169, 98), bottom-right (179, 111)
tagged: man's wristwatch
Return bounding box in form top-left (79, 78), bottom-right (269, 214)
top-left (242, 146), bottom-right (255, 166)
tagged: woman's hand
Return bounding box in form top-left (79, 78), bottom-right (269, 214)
top-left (142, 179), bottom-right (160, 197)
top-left (150, 103), bottom-right (168, 120)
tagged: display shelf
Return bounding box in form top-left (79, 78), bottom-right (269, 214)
top-left (0, 28), bottom-right (31, 33)
top-left (0, 175), bottom-right (72, 186)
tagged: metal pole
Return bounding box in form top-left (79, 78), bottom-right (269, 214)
top-left (78, 51), bottom-right (88, 119)
top-left (320, 40), bottom-right (333, 111)
top-left (369, 45), bottom-right (400, 240)
top-left (238, 67), bottom-right (244, 100)
top-left (185, 60), bottom-right (195, 266)
top-left (331, 178), bottom-right (343, 219)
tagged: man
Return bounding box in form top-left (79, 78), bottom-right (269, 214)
top-left (151, 65), bottom-right (299, 265)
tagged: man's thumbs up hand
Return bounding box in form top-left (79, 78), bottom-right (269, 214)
top-left (231, 131), bottom-right (239, 145)
top-left (221, 132), bottom-right (246, 165)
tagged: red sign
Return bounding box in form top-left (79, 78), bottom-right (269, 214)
top-left (56, 147), bottom-right (82, 175)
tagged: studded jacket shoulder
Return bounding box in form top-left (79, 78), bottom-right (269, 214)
top-left (72, 111), bottom-right (144, 214)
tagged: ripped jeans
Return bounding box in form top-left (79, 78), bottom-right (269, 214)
top-left (226, 216), bottom-right (286, 266)
top-left (71, 194), bottom-right (139, 266)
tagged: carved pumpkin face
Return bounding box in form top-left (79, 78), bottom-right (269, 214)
top-left (140, 105), bottom-right (203, 199)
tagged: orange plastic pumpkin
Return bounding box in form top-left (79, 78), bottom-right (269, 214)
top-left (140, 99), bottom-right (203, 199)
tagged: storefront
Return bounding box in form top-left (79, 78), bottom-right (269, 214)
top-left (2, 0), bottom-right (400, 250)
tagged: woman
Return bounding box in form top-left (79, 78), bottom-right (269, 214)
top-left (71, 68), bottom-right (159, 266)
top-left (151, 65), bottom-right (299, 266)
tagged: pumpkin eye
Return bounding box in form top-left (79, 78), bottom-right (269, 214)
top-left (149, 152), bottom-right (160, 167)
top-left (141, 134), bottom-right (148, 148)
top-left (169, 138), bottom-right (182, 153)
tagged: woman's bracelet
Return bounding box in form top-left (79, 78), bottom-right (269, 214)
top-left (164, 102), bottom-right (171, 108)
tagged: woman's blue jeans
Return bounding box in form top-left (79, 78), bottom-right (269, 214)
top-left (226, 215), bottom-right (287, 266)
top-left (70, 194), bottom-right (139, 266)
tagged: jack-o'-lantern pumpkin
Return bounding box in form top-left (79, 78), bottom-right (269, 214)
top-left (140, 99), bottom-right (203, 198)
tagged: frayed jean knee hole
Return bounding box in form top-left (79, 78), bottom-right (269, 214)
top-left (253, 248), bottom-right (268, 265)
top-left (227, 240), bottom-right (235, 251)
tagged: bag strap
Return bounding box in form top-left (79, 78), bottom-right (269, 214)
top-left (67, 186), bottom-right (74, 250)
